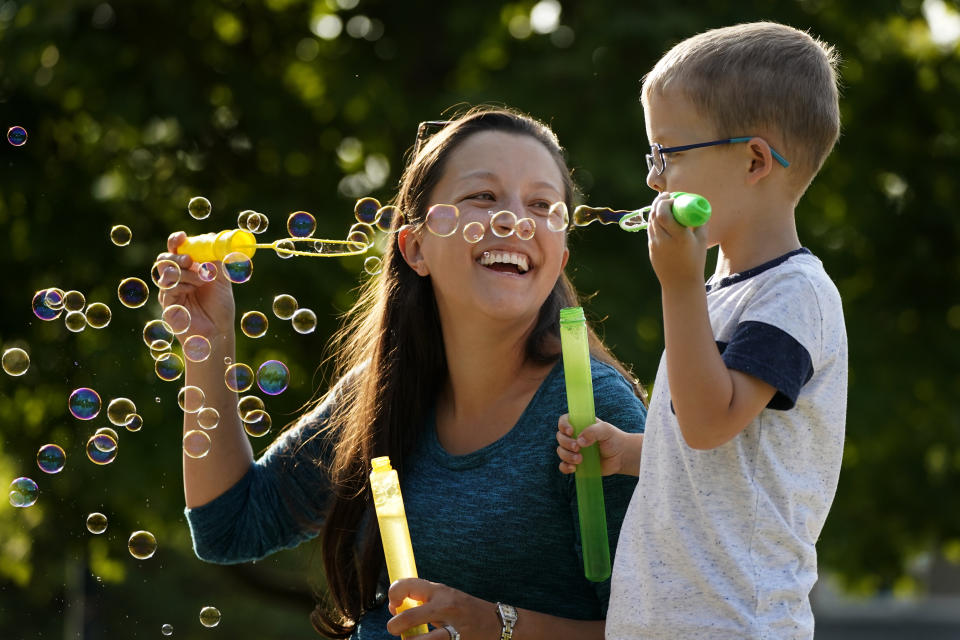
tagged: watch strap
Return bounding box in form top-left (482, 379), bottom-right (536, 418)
top-left (496, 602), bottom-right (518, 640)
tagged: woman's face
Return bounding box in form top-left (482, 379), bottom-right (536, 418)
top-left (402, 130), bottom-right (570, 327)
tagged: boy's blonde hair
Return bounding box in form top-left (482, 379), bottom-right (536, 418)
top-left (641, 22), bottom-right (840, 193)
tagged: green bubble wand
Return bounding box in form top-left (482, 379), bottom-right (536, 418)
top-left (572, 192), bottom-right (712, 231)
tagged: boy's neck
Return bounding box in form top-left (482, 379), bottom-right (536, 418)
top-left (712, 202), bottom-right (801, 280)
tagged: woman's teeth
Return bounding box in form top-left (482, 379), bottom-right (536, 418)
top-left (478, 250), bottom-right (530, 274)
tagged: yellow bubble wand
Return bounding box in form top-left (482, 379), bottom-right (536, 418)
top-left (175, 229), bottom-right (370, 262)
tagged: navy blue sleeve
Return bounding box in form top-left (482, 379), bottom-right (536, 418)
top-left (719, 320), bottom-right (813, 410)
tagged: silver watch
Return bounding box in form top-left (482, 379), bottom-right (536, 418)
top-left (496, 602), bottom-right (518, 640)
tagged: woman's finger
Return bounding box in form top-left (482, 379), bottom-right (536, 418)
top-left (167, 231), bottom-right (187, 254)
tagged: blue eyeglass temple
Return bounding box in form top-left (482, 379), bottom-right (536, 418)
top-left (657, 137), bottom-right (791, 168)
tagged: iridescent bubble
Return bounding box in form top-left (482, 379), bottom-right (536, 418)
top-left (2, 348), bottom-right (30, 376)
top-left (7, 125), bottom-right (27, 146)
top-left (95, 426), bottom-right (119, 442)
top-left (177, 386), bottom-right (205, 413)
top-left (91, 432), bottom-right (117, 453)
top-left (376, 205), bottom-right (400, 232)
top-left (516, 217), bottom-right (536, 241)
top-left (183, 429), bottom-right (212, 459)
top-left (187, 196), bottom-right (212, 220)
top-left (86, 512), bottom-right (108, 534)
top-left (223, 252), bottom-right (253, 284)
top-left (287, 211), bottom-right (316, 238)
top-left (143, 319), bottom-right (174, 350)
top-left (224, 363), bottom-right (254, 393)
top-left (291, 308), bottom-right (317, 335)
top-left (237, 395), bottom-right (265, 421)
top-left (161, 623), bottom-right (173, 636)
top-left (237, 209), bottom-right (255, 229)
top-left (128, 530), bottom-right (157, 559)
top-left (197, 262), bottom-right (218, 282)
top-left (240, 311), bottom-right (268, 338)
top-left (69, 388), bottom-right (101, 420)
top-left (245, 212), bottom-right (269, 234)
top-left (161, 305), bottom-right (191, 335)
top-left (243, 409), bottom-right (272, 437)
top-left (155, 352), bottom-right (185, 382)
top-left (37, 444), bottom-right (66, 474)
top-left (125, 413), bottom-right (143, 432)
top-left (9, 477), bottom-right (38, 507)
top-left (197, 407), bottom-right (220, 430)
top-left (347, 222), bottom-right (375, 246)
top-left (150, 344), bottom-right (172, 361)
top-left (199, 606), bottom-right (221, 628)
top-left (64, 310), bottom-right (87, 333)
top-left (106, 397), bottom-right (137, 426)
top-left (462, 221), bottom-right (485, 244)
top-left (425, 204), bottom-right (459, 237)
top-left (32, 288), bottom-right (63, 321)
top-left (272, 294), bottom-right (298, 320)
top-left (63, 290), bottom-right (86, 312)
top-left (547, 201), bottom-right (569, 232)
top-left (182, 335), bottom-right (212, 363)
top-left (274, 239), bottom-right (296, 259)
top-left (354, 197), bottom-right (381, 224)
top-left (110, 224), bottom-right (132, 246)
top-left (85, 302), bottom-right (112, 329)
top-left (44, 288), bottom-right (65, 310)
top-left (151, 259), bottom-right (182, 290)
top-left (118, 277), bottom-right (149, 308)
top-left (256, 360), bottom-right (289, 396)
top-left (363, 256), bottom-right (382, 275)
top-left (86, 433), bottom-right (118, 465)
top-left (491, 210), bottom-right (517, 238)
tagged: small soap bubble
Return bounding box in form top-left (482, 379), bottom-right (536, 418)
top-left (86, 433), bottom-right (118, 465)
top-left (151, 259), bottom-right (182, 290)
top-left (183, 429), bottom-right (212, 459)
top-left (274, 239), bottom-right (296, 259)
top-left (237, 395), bottom-right (265, 421)
top-left (199, 606), bottom-right (222, 628)
top-left (287, 211), bottom-right (317, 238)
top-left (161, 623), bottom-right (173, 636)
top-left (347, 222), bottom-right (375, 247)
top-left (110, 224), bottom-right (132, 246)
top-left (85, 302), bottom-right (112, 329)
top-left (516, 217), bottom-right (536, 241)
top-left (63, 290), bottom-right (86, 312)
top-left (462, 221), bottom-right (485, 244)
top-left (155, 352), bottom-right (185, 382)
top-left (363, 256), bottom-right (383, 275)
top-left (224, 356), bottom-right (232, 365)
top-left (9, 477), bottom-right (38, 507)
top-left (291, 308), bottom-right (317, 335)
top-left (2, 347), bottom-right (30, 376)
top-left (143, 319), bottom-right (175, 350)
top-left (177, 386), bottom-right (205, 413)
top-left (118, 277), bottom-right (150, 308)
top-left (149, 344), bottom-right (172, 361)
top-left (107, 397), bottom-right (137, 426)
top-left (128, 530), bottom-right (158, 559)
top-left (125, 413), bottom-right (143, 432)
top-left (64, 310), bottom-right (88, 333)
top-left (256, 360), bottom-right (290, 396)
top-left (222, 252), bottom-right (253, 284)
top-left (37, 444), bottom-right (66, 474)
top-left (376, 205), bottom-right (400, 232)
top-left (197, 406), bottom-right (220, 430)
top-left (32, 288), bottom-right (63, 321)
top-left (86, 512), bottom-right (108, 534)
top-left (425, 204), bottom-right (459, 237)
top-left (237, 209), bottom-right (255, 229)
top-left (272, 294), bottom-right (298, 320)
top-left (182, 335), bottom-right (212, 363)
top-left (95, 426), bottom-right (119, 442)
top-left (490, 210), bottom-right (517, 238)
top-left (7, 125), bottom-right (27, 146)
top-left (354, 197), bottom-right (381, 224)
top-left (547, 202), bottom-right (569, 232)
top-left (91, 432), bottom-right (117, 453)
top-left (161, 305), bottom-right (191, 335)
top-left (187, 196), bottom-right (212, 220)
top-left (69, 388), bottom-right (101, 420)
top-left (224, 363), bottom-right (254, 393)
top-left (243, 409), bottom-right (272, 437)
top-left (197, 262), bottom-right (218, 282)
top-left (44, 288), bottom-right (65, 310)
top-left (240, 311), bottom-right (268, 338)
top-left (245, 212), bottom-right (269, 234)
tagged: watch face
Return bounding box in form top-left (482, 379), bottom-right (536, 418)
top-left (499, 603), bottom-right (518, 623)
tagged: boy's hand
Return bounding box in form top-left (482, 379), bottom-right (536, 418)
top-left (556, 414), bottom-right (642, 477)
top-left (648, 192), bottom-right (709, 289)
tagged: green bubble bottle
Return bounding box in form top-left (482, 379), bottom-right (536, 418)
top-left (369, 456), bottom-right (429, 638)
top-left (559, 306), bottom-right (611, 582)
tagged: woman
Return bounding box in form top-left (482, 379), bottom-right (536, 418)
top-left (157, 106), bottom-right (646, 640)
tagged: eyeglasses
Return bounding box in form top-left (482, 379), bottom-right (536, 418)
top-left (646, 137), bottom-right (790, 175)
top-left (413, 120), bottom-right (451, 156)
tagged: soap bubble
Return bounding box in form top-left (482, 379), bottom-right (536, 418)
top-left (64, 310), bottom-right (88, 333)
top-left (490, 210), bottom-right (517, 238)
top-left (183, 429), bottom-right (212, 459)
top-left (9, 477), bottom-right (38, 507)
top-left (149, 344), bottom-right (172, 361)
top-left (274, 238), bottom-right (296, 259)
top-left (224, 363), bottom-right (254, 393)
top-left (118, 277), bottom-right (149, 308)
top-left (86, 512), bottom-right (108, 534)
top-left (197, 262), bottom-right (218, 282)
top-left (376, 205), bottom-right (400, 232)
top-left (86, 433), bottom-right (118, 465)
top-left (63, 290), bottom-right (86, 312)
top-left (110, 225), bottom-right (132, 246)
top-left (462, 221), bottom-right (485, 244)
top-left (177, 386), bottom-right (205, 414)
top-left (92, 432), bottom-right (117, 453)
top-left (272, 294), bottom-right (298, 320)
top-left (128, 530), bottom-right (158, 559)
top-left (124, 413), bottom-right (143, 432)
top-left (243, 410), bottom-right (272, 437)
top-left (287, 211), bottom-right (317, 238)
top-left (32, 288), bottom-right (63, 321)
top-left (187, 196), bottom-right (212, 220)
top-left (143, 319), bottom-right (174, 350)
top-left (85, 302), bottom-right (112, 328)
top-left (240, 311), bottom-right (268, 338)
top-left (516, 217), bottom-right (536, 241)
top-left (354, 197), bottom-right (381, 224)
top-left (256, 360), bottom-right (289, 396)
top-left (237, 395), bottom-right (265, 421)
top-left (244, 212), bottom-right (269, 234)
top-left (151, 259), bottom-right (182, 290)
top-left (7, 125), bottom-right (27, 146)
top-left (69, 388), bottom-right (101, 420)
top-left (107, 398), bottom-right (137, 426)
top-left (161, 623), bottom-right (173, 636)
top-left (237, 209), bottom-right (255, 229)
top-left (347, 222), bottom-right (375, 246)
top-left (196, 407), bottom-right (220, 430)
top-left (425, 204), bottom-right (459, 237)
top-left (44, 288), bottom-right (65, 310)
top-left (547, 202), bottom-right (569, 232)
top-left (199, 606), bottom-right (221, 628)
top-left (37, 444), bottom-right (66, 474)
top-left (161, 305), bottom-right (191, 335)
top-left (182, 335), bottom-right (212, 363)
top-left (363, 256), bottom-right (382, 275)
top-left (222, 252), bottom-right (253, 284)
top-left (155, 352), bottom-right (185, 382)
top-left (2, 348), bottom-right (30, 376)
top-left (291, 308), bottom-right (317, 335)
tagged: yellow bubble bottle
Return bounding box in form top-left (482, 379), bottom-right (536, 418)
top-left (369, 456), bottom-right (429, 638)
top-left (176, 229), bottom-right (258, 263)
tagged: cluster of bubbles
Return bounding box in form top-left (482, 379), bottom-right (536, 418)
top-left (421, 201), bottom-right (570, 244)
top-left (7, 125), bottom-right (27, 146)
top-left (31, 286), bottom-right (113, 334)
top-left (267, 293), bottom-right (317, 335)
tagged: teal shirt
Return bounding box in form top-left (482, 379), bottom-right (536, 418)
top-left (186, 358), bottom-right (646, 639)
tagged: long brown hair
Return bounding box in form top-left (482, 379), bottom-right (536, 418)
top-left (309, 106), bottom-right (644, 637)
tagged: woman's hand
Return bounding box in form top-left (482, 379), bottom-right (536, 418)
top-left (386, 579), bottom-right (500, 640)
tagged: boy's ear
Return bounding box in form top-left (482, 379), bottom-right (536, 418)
top-left (745, 137), bottom-right (775, 185)
top-left (397, 225), bottom-right (430, 276)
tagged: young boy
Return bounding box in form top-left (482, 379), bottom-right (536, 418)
top-left (557, 22), bottom-right (847, 639)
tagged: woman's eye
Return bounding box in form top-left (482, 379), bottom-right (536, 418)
top-left (466, 192), bottom-right (494, 201)
top-left (530, 201), bottom-right (552, 215)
